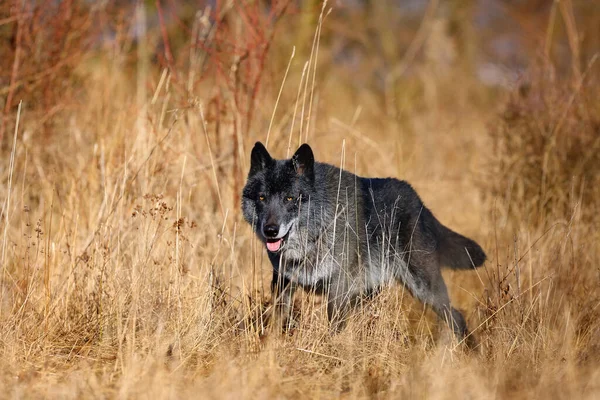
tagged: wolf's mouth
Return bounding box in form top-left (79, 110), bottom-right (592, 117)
top-left (266, 239), bottom-right (283, 252)
top-left (265, 228), bottom-right (291, 253)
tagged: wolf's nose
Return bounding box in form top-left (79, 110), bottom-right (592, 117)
top-left (263, 224), bottom-right (279, 238)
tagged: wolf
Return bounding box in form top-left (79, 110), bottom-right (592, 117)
top-left (241, 142), bottom-right (486, 346)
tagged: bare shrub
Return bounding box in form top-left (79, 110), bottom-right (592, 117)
top-left (486, 62), bottom-right (600, 230)
top-left (480, 59), bottom-right (600, 366)
top-left (0, 0), bottom-right (112, 143)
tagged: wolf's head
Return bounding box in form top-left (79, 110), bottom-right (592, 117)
top-left (242, 142), bottom-right (315, 257)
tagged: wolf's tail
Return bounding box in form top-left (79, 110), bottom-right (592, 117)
top-left (432, 216), bottom-right (486, 270)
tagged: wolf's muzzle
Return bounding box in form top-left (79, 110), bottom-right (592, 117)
top-left (263, 224), bottom-right (279, 238)
top-left (263, 224), bottom-right (284, 252)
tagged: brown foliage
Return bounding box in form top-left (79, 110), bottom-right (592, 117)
top-left (487, 62), bottom-right (600, 230)
top-left (0, 0), bottom-right (104, 142)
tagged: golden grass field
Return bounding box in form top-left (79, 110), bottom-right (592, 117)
top-left (1, 1), bottom-right (599, 398)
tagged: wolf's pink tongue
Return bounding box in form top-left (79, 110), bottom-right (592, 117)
top-left (266, 239), bottom-right (282, 252)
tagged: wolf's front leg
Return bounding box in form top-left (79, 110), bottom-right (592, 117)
top-left (326, 273), bottom-right (355, 333)
top-left (270, 269), bottom-right (296, 331)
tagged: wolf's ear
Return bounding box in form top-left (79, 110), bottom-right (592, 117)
top-left (249, 142), bottom-right (273, 176)
top-left (292, 144), bottom-right (314, 179)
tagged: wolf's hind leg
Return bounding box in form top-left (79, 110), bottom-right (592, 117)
top-left (400, 255), bottom-right (476, 347)
top-left (436, 304), bottom-right (478, 349)
top-left (425, 276), bottom-right (476, 347)
top-left (427, 277), bottom-right (469, 340)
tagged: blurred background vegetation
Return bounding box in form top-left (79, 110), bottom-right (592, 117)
top-left (2, 0), bottom-right (598, 216)
top-left (1, 0), bottom-right (598, 138)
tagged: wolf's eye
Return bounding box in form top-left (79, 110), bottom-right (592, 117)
top-left (286, 196), bottom-right (294, 202)
top-left (258, 195), bottom-right (265, 201)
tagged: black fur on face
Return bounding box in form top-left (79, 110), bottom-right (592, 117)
top-left (242, 142), bottom-right (315, 239)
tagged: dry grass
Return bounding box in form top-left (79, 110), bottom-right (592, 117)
top-left (1, 1), bottom-right (599, 398)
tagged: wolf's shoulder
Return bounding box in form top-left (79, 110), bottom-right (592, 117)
top-left (312, 163), bottom-right (421, 202)
top-left (358, 176), bottom-right (417, 195)
top-left (357, 176), bottom-right (424, 212)
top-left (313, 162), bottom-right (349, 183)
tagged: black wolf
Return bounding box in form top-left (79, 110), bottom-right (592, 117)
top-left (242, 142), bottom-right (486, 346)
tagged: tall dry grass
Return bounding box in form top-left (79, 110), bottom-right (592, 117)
top-left (1, 1), bottom-right (599, 398)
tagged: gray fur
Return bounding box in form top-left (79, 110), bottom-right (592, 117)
top-left (242, 142), bottom-right (486, 346)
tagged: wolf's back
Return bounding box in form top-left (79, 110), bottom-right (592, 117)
top-left (360, 177), bottom-right (486, 270)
